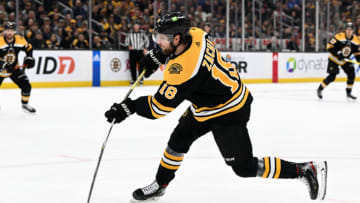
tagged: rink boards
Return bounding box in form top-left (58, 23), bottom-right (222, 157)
top-left (1, 51), bottom-right (359, 88)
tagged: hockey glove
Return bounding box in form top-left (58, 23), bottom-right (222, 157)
top-left (23, 56), bottom-right (35, 68)
top-left (139, 48), bottom-right (168, 78)
top-left (104, 98), bottom-right (135, 124)
top-left (0, 62), bottom-right (12, 71)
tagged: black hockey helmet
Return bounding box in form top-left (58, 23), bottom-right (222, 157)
top-left (153, 12), bottom-right (190, 41)
top-left (344, 22), bottom-right (354, 30)
top-left (4, 21), bottom-right (16, 30)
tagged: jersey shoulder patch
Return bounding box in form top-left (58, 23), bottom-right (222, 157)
top-left (352, 34), bottom-right (360, 45)
top-left (14, 35), bottom-right (28, 47)
top-left (334, 32), bottom-right (346, 41)
top-left (164, 28), bottom-right (206, 85)
top-left (0, 36), bottom-right (7, 48)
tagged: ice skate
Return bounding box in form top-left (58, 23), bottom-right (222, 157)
top-left (22, 104), bottom-right (36, 114)
top-left (131, 180), bottom-right (166, 202)
top-left (317, 88), bottom-right (323, 99)
top-left (298, 161), bottom-right (328, 200)
top-left (346, 92), bottom-right (357, 100)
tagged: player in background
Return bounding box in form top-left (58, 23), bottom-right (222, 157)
top-left (0, 21), bottom-right (36, 113)
top-left (317, 22), bottom-right (360, 100)
top-left (105, 12), bottom-right (328, 202)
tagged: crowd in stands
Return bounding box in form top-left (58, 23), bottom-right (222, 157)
top-left (0, 0), bottom-right (359, 51)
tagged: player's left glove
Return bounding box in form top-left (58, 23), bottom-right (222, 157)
top-left (139, 48), bottom-right (168, 78)
top-left (104, 98), bottom-right (135, 123)
top-left (23, 56), bottom-right (35, 68)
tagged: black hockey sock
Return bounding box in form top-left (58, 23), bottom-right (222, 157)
top-left (346, 87), bottom-right (352, 94)
top-left (155, 147), bottom-right (184, 186)
top-left (257, 157), bottom-right (298, 179)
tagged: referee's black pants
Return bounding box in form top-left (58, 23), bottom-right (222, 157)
top-left (129, 50), bottom-right (144, 82)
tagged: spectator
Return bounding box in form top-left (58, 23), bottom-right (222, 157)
top-left (287, 33), bottom-right (300, 51)
top-left (42, 24), bottom-right (52, 41)
top-left (93, 35), bottom-right (104, 50)
top-left (72, 0), bottom-right (87, 22)
top-left (61, 28), bottom-right (74, 49)
top-left (72, 33), bottom-right (89, 49)
top-left (31, 31), bottom-right (46, 49)
top-left (46, 33), bottom-right (61, 49)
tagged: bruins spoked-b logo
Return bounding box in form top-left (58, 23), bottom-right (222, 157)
top-left (110, 58), bottom-right (121, 72)
top-left (168, 63), bottom-right (182, 74)
top-left (342, 46), bottom-right (351, 57)
top-left (4, 52), bottom-right (16, 65)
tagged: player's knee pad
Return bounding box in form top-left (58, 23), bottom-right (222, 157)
top-left (21, 82), bottom-right (31, 94)
top-left (325, 74), bottom-right (336, 83)
top-left (230, 158), bottom-right (258, 178)
top-left (19, 81), bottom-right (31, 95)
top-left (347, 71), bottom-right (355, 83)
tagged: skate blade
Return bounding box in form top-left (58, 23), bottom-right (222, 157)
top-left (22, 109), bottom-right (36, 114)
top-left (346, 97), bottom-right (357, 102)
top-left (316, 161), bottom-right (328, 200)
top-left (130, 197), bottom-right (160, 203)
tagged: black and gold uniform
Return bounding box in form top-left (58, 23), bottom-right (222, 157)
top-left (0, 21), bottom-right (36, 113)
top-left (105, 12), bottom-right (327, 201)
top-left (135, 28), bottom-right (252, 122)
top-left (317, 22), bottom-right (360, 99)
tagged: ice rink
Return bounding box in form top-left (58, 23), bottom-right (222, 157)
top-left (1, 82), bottom-right (360, 203)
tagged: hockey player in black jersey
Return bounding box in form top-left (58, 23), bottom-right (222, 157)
top-left (105, 12), bottom-right (328, 202)
top-left (317, 22), bottom-right (360, 100)
top-left (0, 21), bottom-right (36, 113)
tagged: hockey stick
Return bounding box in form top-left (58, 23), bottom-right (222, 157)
top-left (87, 69), bottom-right (146, 203)
top-left (15, 64), bottom-right (28, 70)
top-left (344, 58), bottom-right (360, 65)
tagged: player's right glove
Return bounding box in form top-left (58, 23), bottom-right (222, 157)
top-left (139, 48), bottom-right (168, 78)
top-left (23, 56), bottom-right (35, 68)
top-left (104, 98), bottom-right (135, 124)
top-left (0, 61), bottom-right (12, 71)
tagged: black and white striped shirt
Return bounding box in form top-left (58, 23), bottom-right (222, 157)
top-left (125, 30), bottom-right (149, 50)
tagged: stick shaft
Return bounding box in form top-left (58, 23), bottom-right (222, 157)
top-left (87, 69), bottom-right (146, 203)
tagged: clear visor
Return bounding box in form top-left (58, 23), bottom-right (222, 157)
top-left (152, 32), bottom-right (173, 43)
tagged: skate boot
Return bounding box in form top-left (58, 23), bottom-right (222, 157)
top-left (317, 88), bottom-right (323, 99)
top-left (131, 180), bottom-right (167, 202)
top-left (346, 92), bottom-right (357, 100)
top-left (22, 104), bottom-right (36, 114)
top-left (298, 161), bottom-right (328, 200)
top-left (346, 88), bottom-right (357, 100)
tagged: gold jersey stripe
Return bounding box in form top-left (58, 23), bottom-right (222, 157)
top-left (273, 158), bottom-right (281, 179)
top-left (147, 96), bottom-right (165, 119)
top-left (152, 96), bottom-right (174, 112)
top-left (329, 53), bottom-right (345, 66)
top-left (160, 159), bottom-right (180, 170)
top-left (194, 88), bottom-right (249, 122)
top-left (26, 43), bottom-right (32, 52)
top-left (0, 72), bottom-right (12, 77)
top-left (194, 83), bottom-right (242, 113)
top-left (326, 43), bottom-right (334, 49)
top-left (164, 150), bottom-right (184, 161)
top-left (262, 157), bottom-right (270, 178)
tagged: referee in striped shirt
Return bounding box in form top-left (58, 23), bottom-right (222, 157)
top-left (126, 21), bottom-right (149, 84)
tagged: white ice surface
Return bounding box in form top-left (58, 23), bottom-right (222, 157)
top-left (1, 82), bottom-right (360, 203)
